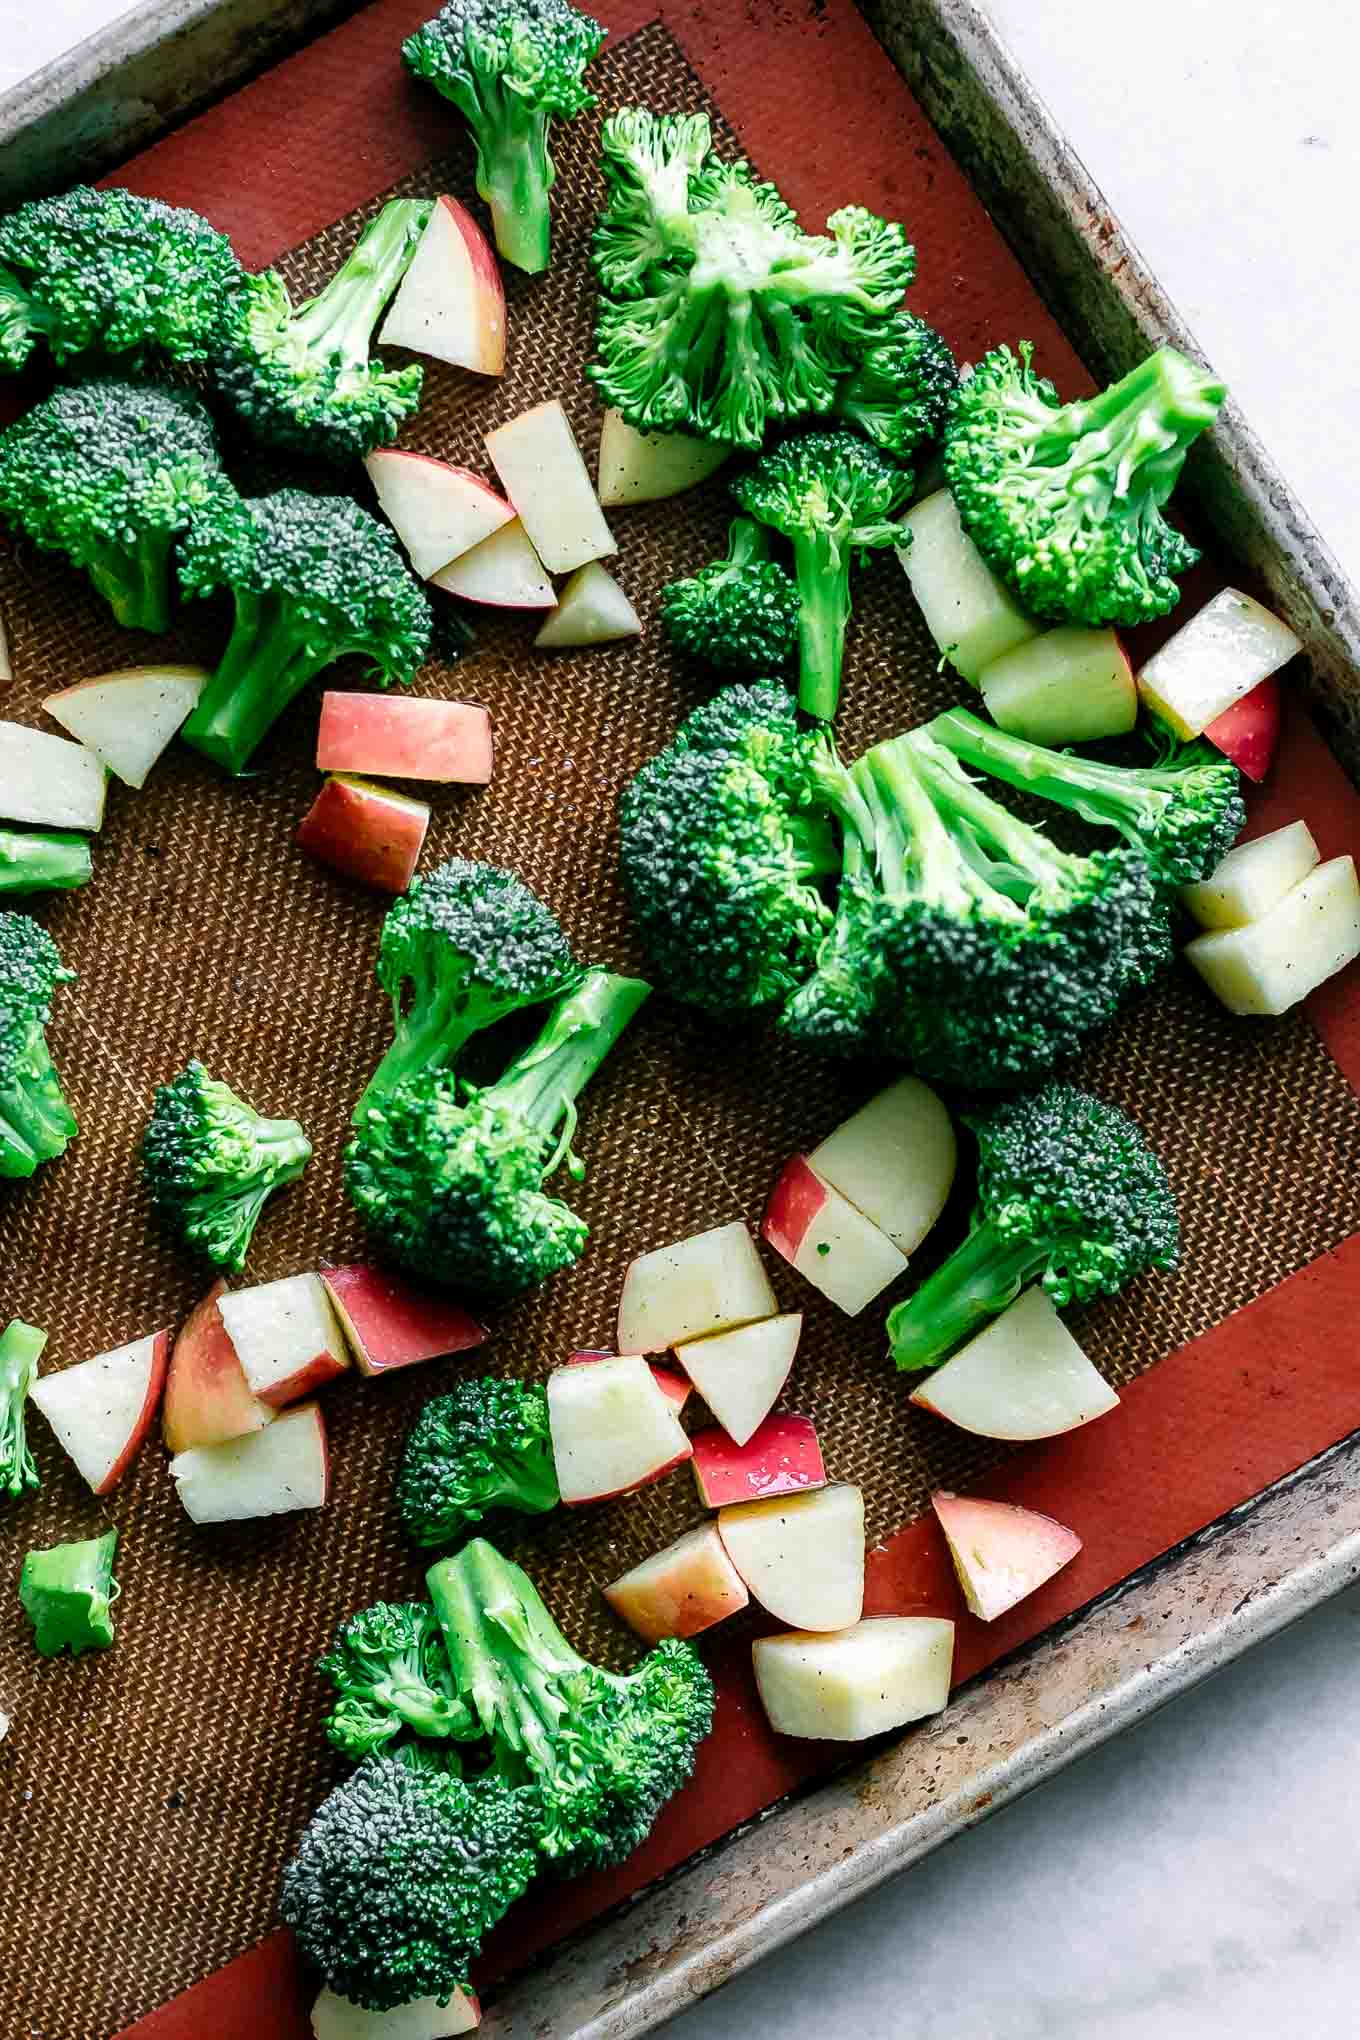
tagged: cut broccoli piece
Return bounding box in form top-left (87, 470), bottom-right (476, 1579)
top-left (887, 1083), bottom-right (1179, 1371)
top-left (834, 309), bottom-right (958, 462)
top-left (0, 911), bottom-right (77, 1179)
top-left (659, 518), bottom-right (799, 676)
top-left (943, 342), bottom-right (1226, 626)
top-left (731, 428), bottom-right (913, 720)
top-left (398, 1377), bottom-right (559, 1547)
top-left (404, 0), bottom-right (604, 274)
top-left (318, 1601), bottom-right (479, 1760)
top-left (20, 1528), bottom-right (119, 1657)
top-left (0, 831), bottom-right (92, 895)
top-left (0, 1319), bottom-right (44, 1501)
top-left (589, 109), bottom-right (915, 451)
top-left (141, 1061), bottom-right (312, 1272)
top-left (178, 488), bottom-right (432, 775)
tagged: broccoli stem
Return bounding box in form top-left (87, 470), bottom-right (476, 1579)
top-left (0, 1318), bottom-right (45, 1498)
top-left (905, 730), bottom-right (1076, 892)
top-left (428, 1539), bottom-right (579, 1777)
top-left (485, 969), bottom-right (650, 1177)
top-left (292, 200), bottom-right (433, 368)
top-left (0, 263), bottom-right (35, 370)
top-left (790, 530), bottom-right (852, 722)
top-left (930, 707), bottom-right (1193, 841)
top-left (0, 830), bottom-right (91, 894)
top-left (0, 1033), bottom-right (77, 1178)
top-left (475, 96), bottom-right (555, 274)
top-left (1045, 348), bottom-right (1224, 498)
top-left (181, 591), bottom-right (334, 774)
top-left (886, 1220), bottom-right (1045, 1371)
top-left (86, 532), bottom-right (175, 634)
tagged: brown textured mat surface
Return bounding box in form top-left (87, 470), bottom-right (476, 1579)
top-left (3, 23), bottom-right (1360, 2040)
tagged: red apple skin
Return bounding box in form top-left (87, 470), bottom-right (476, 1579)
top-left (163, 1282), bottom-right (270, 1453)
top-left (566, 1348), bottom-right (692, 1414)
top-left (431, 196), bottom-right (506, 376)
top-left (320, 1263), bottom-right (486, 1376)
top-left (1202, 672), bottom-right (1281, 783)
top-left (691, 1413), bottom-right (827, 1510)
top-left (316, 694), bottom-right (495, 785)
top-left (297, 775), bottom-right (430, 892)
top-left (316, 1406), bottom-right (333, 1505)
top-left (252, 1346), bottom-right (350, 1411)
top-left (762, 1154), bottom-right (826, 1261)
top-left (98, 1329), bottom-right (171, 1494)
top-left (604, 1525), bottom-right (750, 1643)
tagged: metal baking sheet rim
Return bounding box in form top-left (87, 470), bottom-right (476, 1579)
top-left (5, 0), bottom-right (1360, 2031)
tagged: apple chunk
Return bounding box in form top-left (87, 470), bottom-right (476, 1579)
top-left (911, 1286), bottom-right (1118, 1441)
top-left (763, 1156), bottom-right (908, 1315)
top-left (320, 1264), bottom-right (486, 1377)
top-left (674, 1312), bottom-right (801, 1446)
top-left (171, 1400), bottom-right (329, 1523)
top-left (753, 1617), bottom-right (955, 1740)
top-left (605, 1523), bottom-right (750, 1643)
top-left (429, 519), bottom-right (556, 609)
top-left (932, 1490), bottom-right (1081, 1621)
top-left (616, 1220), bottom-right (778, 1354)
top-left (898, 489), bottom-right (1039, 682)
top-left (365, 450), bottom-right (514, 579)
top-left (218, 1273), bottom-right (350, 1408)
top-left (977, 627), bottom-right (1136, 744)
top-left (486, 400), bottom-right (617, 574)
top-left (378, 195), bottom-right (506, 377)
top-left (316, 694), bottom-right (494, 784)
top-left (1138, 587), bottom-right (1301, 738)
top-left (597, 408), bottom-right (730, 507)
top-left (163, 1281), bottom-right (274, 1453)
top-left (691, 1413), bottom-right (826, 1509)
top-left (547, 1354), bottom-right (691, 1505)
top-left (566, 1348), bottom-right (692, 1412)
top-left (1185, 854), bottom-right (1360, 1015)
top-left (1202, 672), bottom-right (1281, 783)
top-left (807, 1075), bottom-right (957, 1256)
top-left (29, 1329), bottom-right (169, 1494)
top-left (312, 1988), bottom-right (481, 2039)
top-left (44, 665), bottom-right (208, 789)
top-left (298, 776), bottom-right (430, 893)
top-left (534, 562), bottom-right (641, 649)
top-left (1181, 819), bottom-right (1320, 932)
top-left (718, 1483), bottom-right (864, 1632)
top-left (0, 722), bottom-right (106, 830)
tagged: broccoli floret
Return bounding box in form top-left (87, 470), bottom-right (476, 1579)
top-left (212, 201), bottom-right (430, 463)
top-left (0, 186), bottom-right (240, 374)
top-left (178, 488), bottom-right (432, 775)
top-left (834, 310), bottom-right (958, 462)
top-left (928, 707), bottom-right (1246, 889)
top-left (398, 1377), bottom-right (559, 1547)
top-left (0, 831), bottom-right (92, 895)
top-left (618, 682), bottom-right (840, 1019)
top-left (944, 343), bottom-right (1226, 626)
top-left (280, 1749), bottom-right (540, 2011)
top-left (0, 377), bottom-right (233, 634)
top-left (404, 0), bottom-right (604, 274)
top-left (0, 1319), bottom-right (44, 1501)
top-left (429, 1537), bottom-right (714, 1872)
top-left (887, 1083), bottom-right (1178, 1370)
top-left (20, 1528), bottom-right (118, 1657)
top-left (318, 1601), bottom-right (479, 1760)
top-left (660, 519), bottom-right (799, 676)
top-left (589, 109), bottom-right (914, 451)
top-left (0, 911), bottom-right (77, 1179)
top-left (141, 1061), bottom-right (312, 1272)
top-left (732, 429), bottom-right (913, 720)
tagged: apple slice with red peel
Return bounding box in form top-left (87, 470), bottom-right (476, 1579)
top-left (44, 665), bottom-right (209, 789)
top-left (30, 1329), bottom-right (169, 1494)
top-left (1181, 818), bottom-right (1319, 932)
top-left (298, 776), bottom-right (430, 893)
top-left (596, 408), bottom-right (730, 508)
top-left (320, 1264), bottom-right (485, 1377)
top-left (378, 195), bottom-right (506, 376)
top-left (0, 722), bottom-right (106, 830)
top-left (547, 1353), bottom-right (692, 1505)
top-left (365, 450), bottom-right (514, 579)
top-left (312, 1987), bottom-right (482, 2038)
top-left (171, 1400), bottom-right (329, 1523)
top-left (316, 693), bottom-right (494, 784)
top-left (932, 1490), bottom-right (1082, 1621)
top-left (911, 1286), bottom-right (1119, 1440)
top-left (163, 1281), bottom-right (274, 1453)
top-left (763, 1156), bottom-right (908, 1315)
top-left (1202, 671), bottom-right (1281, 783)
top-left (718, 1482), bottom-right (865, 1632)
top-left (753, 1616), bottom-right (955, 1740)
top-left (674, 1312), bottom-right (801, 1446)
top-left (691, 1413), bottom-right (826, 1509)
top-left (565, 1348), bottom-right (693, 1414)
top-left (605, 1523), bottom-right (750, 1643)
top-left (1137, 587), bottom-right (1301, 738)
top-left (616, 1220), bottom-right (778, 1355)
top-left (486, 400), bottom-right (617, 574)
top-left (430, 519), bottom-right (556, 609)
top-left (218, 1274), bottom-right (350, 1409)
top-left (534, 562), bottom-right (641, 650)
top-left (808, 1076), bottom-right (956, 1256)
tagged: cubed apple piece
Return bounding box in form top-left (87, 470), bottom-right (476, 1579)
top-left (1181, 819), bottom-right (1320, 931)
top-left (377, 195), bottom-right (505, 376)
top-left (616, 1220), bottom-right (779, 1354)
top-left (911, 1286), bottom-right (1118, 1441)
top-left (604, 1523), bottom-right (750, 1643)
top-left (1202, 672), bottom-right (1281, 783)
top-left (596, 408), bottom-right (730, 507)
top-left (566, 1348), bottom-right (694, 1413)
top-left (316, 694), bottom-right (494, 784)
top-left (976, 626), bottom-right (1136, 744)
top-left (763, 1156), bottom-right (908, 1316)
top-left (534, 562), bottom-right (641, 649)
top-left (932, 1490), bottom-right (1082, 1622)
top-left (320, 1264), bottom-right (486, 1377)
top-left (547, 1353), bottom-right (692, 1505)
top-left (753, 1616), bottom-right (955, 1740)
top-left (486, 400), bottom-right (617, 574)
top-left (0, 722), bottom-right (106, 830)
top-left (365, 451), bottom-right (514, 580)
top-left (298, 776), bottom-right (430, 893)
top-left (807, 1075), bottom-right (957, 1256)
top-left (1138, 587), bottom-right (1302, 738)
top-left (898, 489), bottom-right (1039, 682)
top-left (312, 1987), bottom-right (481, 2039)
top-left (429, 519), bottom-right (556, 609)
top-left (43, 665), bottom-right (209, 789)
top-left (218, 1273), bottom-right (350, 1408)
top-left (171, 1400), bottom-right (329, 1523)
top-left (674, 1313), bottom-right (801, 1447)
top-left (163, 1281), bottom-right (275, 1453)
top-left (1185, 854), bottom-right (1360, 1015)
top-left (691, 1412), bottom-right (826, 1509)
top-left (29, 1329), bottom-right (169, 1494)
top-left (718, 1483), bottom-right (865, 1632)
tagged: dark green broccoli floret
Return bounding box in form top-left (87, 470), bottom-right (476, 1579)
top-left (944, 343), bottom-right (1226, 626)
top-left (660, 519), bottom-right (799, 676)
top-left (731, 429), bottom-right (913, 720)
top-left (0, 377), bottom-right (233, 634)
top-left (0, 186), bottom-right (240, 374)
top-left (887, 1083), bottom-right (1178, 1370)
top-left (834, 310), bottom-right (958, 462)
top-left (0, 1319), bottom-right (44, 1500)
top-left (429, 1537), bottom-right (714, 1872)
top-left (928, 707), bottom-right (1246, 889)
top-left (0, 832), bottom-right (92, 895)
top-left (178, 488), bottom-right (433, 774)
top-left (279, 1749), bottom-right (540, 2011)
top-left (398, 1377), bottom-right (559, 1547)
top-left (318, 1601), bottom-right (479, 1760)
top-left (347, 967), bottom-right (649, 1297)
top-left (20, 1528), bottom-right (118, 1657)
top-left (0, 911), bottom-right (77, 1179)
top-left (589, 109), bottom-right (914, 452)
top-left (212, 201), bottom-right (430, 463)
top-left (141, 1061), bottom-right (312, 1272)
top-left (404, 0), bottom-right (604, 274)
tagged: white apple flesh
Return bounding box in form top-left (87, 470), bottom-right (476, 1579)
top-left (377, 195), bottom-right (506, 377)
top-left (429, 519), bottom-right (556, 609)
top-left (1181, 819), bottom-right (1320, 931)
top-left (718, 1482), bottom-right (865, 1632)
top-left (977, 626), bottom-right (1137, 744)
top-left (0, 721), bottom-right (106, 830)
top-left (162, 1281), bottom-right (275, 1454)
top-left (364, 449), bottom-right (514, 578)
top-left (616, 1220), bottom-right (779, 1354)
top-left (547, 1353), bottom-right (692, 1505)
top-left (316, 693), bottom-right (494, 784)
top-left (932, 1489), bottom-right (1082, 1621)
top-left (43, 665), bottom-right (209, 789)
top-left (807, 1075), bottom-right (957, 1255)
top-left (1137, 586), bottom-right (1302, 738)
top-left (753, 1616), bottom-right (955, 1740)
top-left (673, 1312), bottom-right (802, 1447)
top-left (29, 1328), bottom-right (169, 1494)
top-left (533, 562), bottom-right (641, 649)
top-left (596, 409), bottom-right (730, 507)
top-left (320, 1264), bottom-right (485, 1377)
top-left (171, 1400), bottom-right (329, 1523)
top-left (604, 1523), bottom-right (750, 1642)
top-left (897, 489), bottom-right (1039, 681)
top-left (485, 399), bottom-right (617, 574)
top-left (312, 1987), bottom-right (481, 2038)
top-left (762, 1156), bottom-right (908, 1316)
top-left (218, 1273), bottom-right (350, 1408)
top-left (911, 1286), bottom-right (1119, 1441)
top-left (1185, 854), bottom-right (1360, 1015)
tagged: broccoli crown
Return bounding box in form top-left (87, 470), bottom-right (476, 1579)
top-left (212, 201), bottom-right (430, 463)
top-left (887, 1082), bottom-right (1179, 1370)
top-left (279, 1750), bottom-right (540, 2011)
top-left (0, 377), bottom-right (232, 634)
top-left (398, 1377), bottom-right (559, 1547)
top-left (944, 342), bottom-right (1226, 626)
top-left (429, 1539), bottom-right (715, 1873)
top-left (618, 682), bottom-right (840, 1018)
top-left (589, 109), bottom-right (914, 451)
top-left (19, 1528), bottom-right (118, 1657)
top-left (0, 1319), bottom-right (45, 1500)
top-left (141, 1060), bottom-right (312, 1272)
top-left (659, 518), bottom-right (799, 676)
top-left (0, 186), bottom-right (240, 374)
top-left (318, 1601), bottom-right (480, 1760)
top-left (0, 911), bottom-right (77, 1180)
top-left (834, 310), bottom-right (959, 461)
